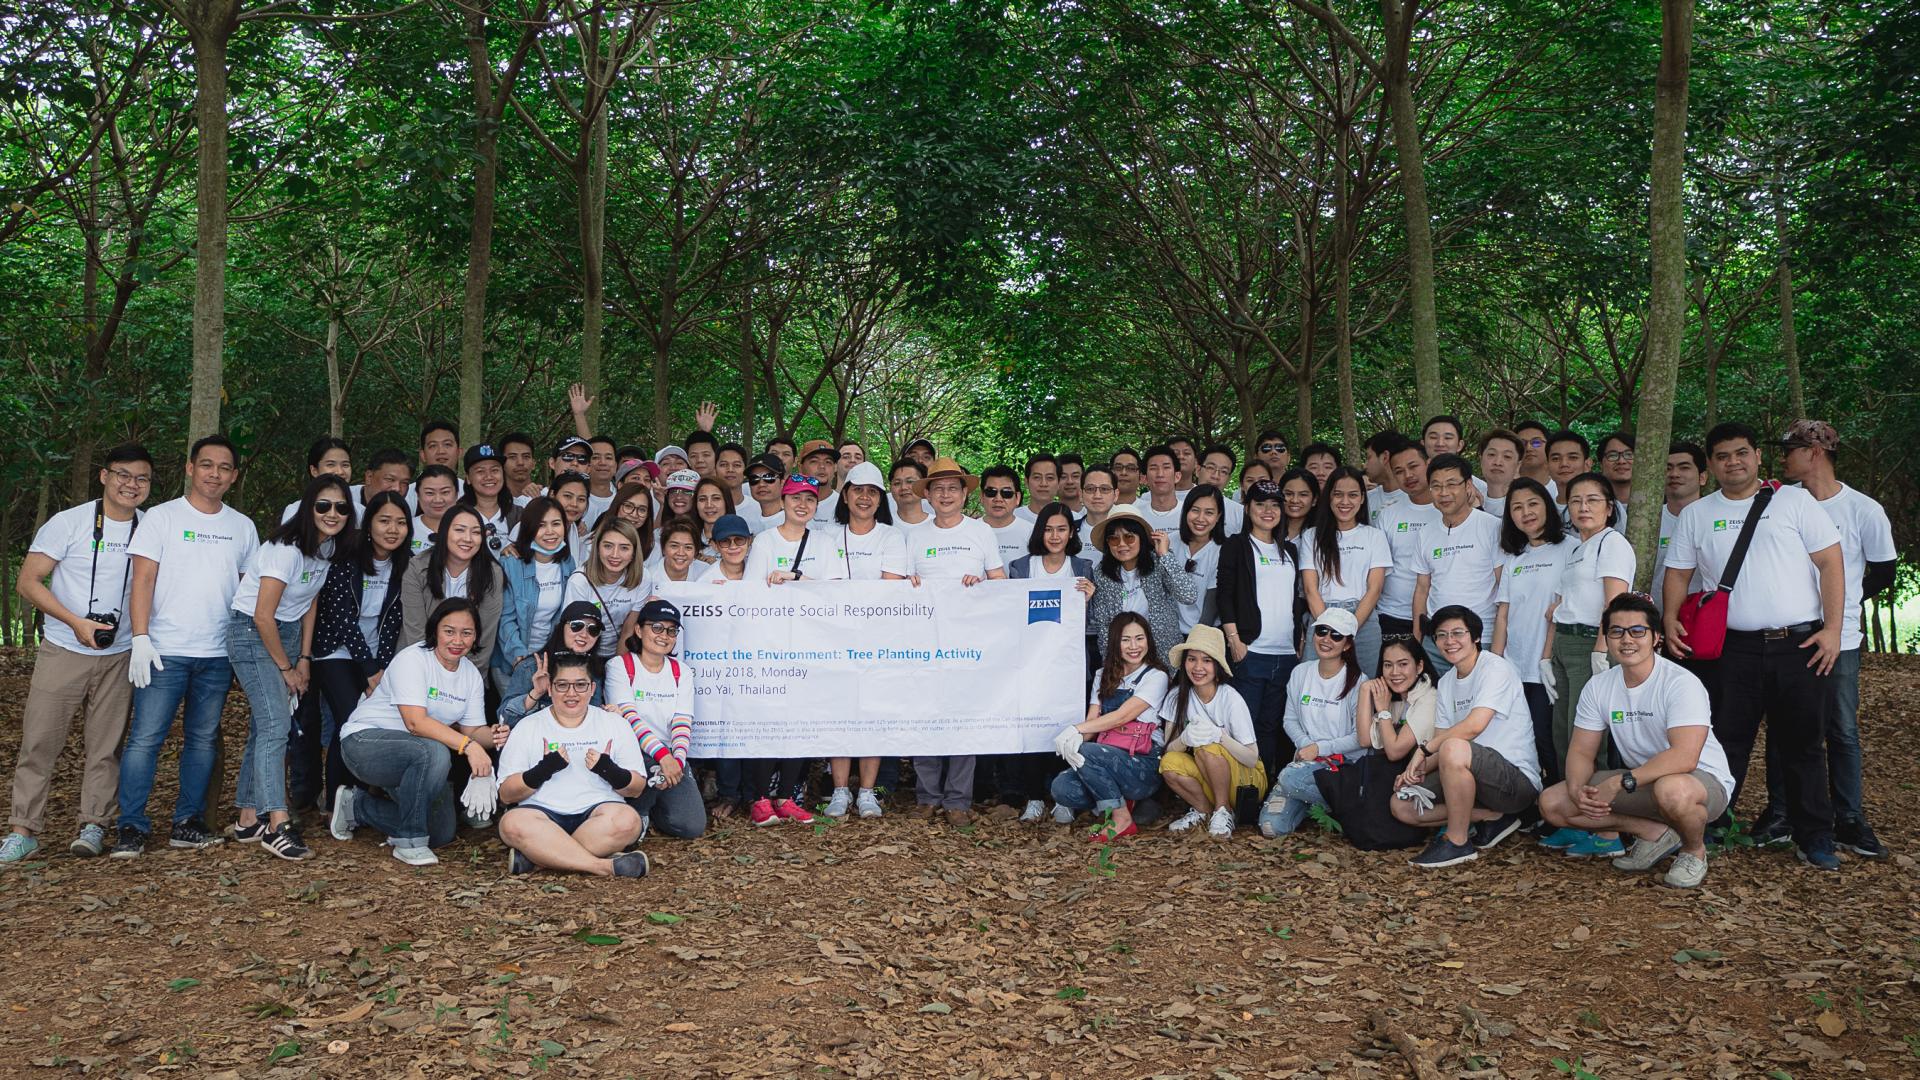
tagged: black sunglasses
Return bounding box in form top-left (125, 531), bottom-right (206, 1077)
top-left (748, 473), bottom-right (779, 484)
top-left (313, 499), bottom-right (352, 516)
top-left (982, 487), bottom-right (1018, 499)
top-left (558, 453), bottom-right (588, 464)
top-left (1259, 442), bottom-right (1287, 453)
top-left (1313, 625), bottom-right (1348, 642)
top-left (565, 619), bottom-right (604, 636)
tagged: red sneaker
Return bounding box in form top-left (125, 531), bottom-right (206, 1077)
top-left (1087, 821), bottom-right (1138, 842)
top-left (750, 798), bottom-right (779, 826)
top-left (774, 799), bottom-right (814, 824)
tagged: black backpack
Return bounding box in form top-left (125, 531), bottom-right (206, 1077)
top-left (1315, 752), bottom-right (1429, 851)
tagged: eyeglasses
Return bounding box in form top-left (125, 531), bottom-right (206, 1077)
top-left (749, 473), bottom-right (779, 484)
top-left (1428, 480), bottom-right (1468, 494)
top-left (1081, 484), bottom-right (1114, 495)
top-left (1525, 438), bottom-right (1546, 448)
top-left (106, 467), bottom-right (151, 487)
top-left (1605, 625), bottom-right (1653, 640)
top-left (313, 499), bottom-right (352, 516)
top-left (565, 619), bottom-right (604, 636)
top-left (644, 622), bottom-right (680, 635)
top-left (1568, 494), bottom-right (1611, 507)
top-left (1433, 627), bottom-right (1474, 641)
top-left (1259, 443), bottom-right (1287, 454)
top-left (1603, 451), bottom-right (1636, 463)
top-left (1313, 626), bottom-right (1349, 642)
top-left (551, 679), bottom-right (594, 694)
top-left (618, 502), bottom-right (648, 517)
top-left (982, 487), bottom-right (1017, 499)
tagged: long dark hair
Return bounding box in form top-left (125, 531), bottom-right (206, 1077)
top-left (268, 475), bottom-right (357, 557)
top-left (426, 503), bottom-right (497, 608)
top-left (538, 611), bottom-right (607, 683)
top-left (351, 490), bottom-right (415, 577)
top-left (511, 496), bottom-right (567, 565)
top-left (1316, 622), bottom-right (1365, 699)
top-left (1278, 467), bottom-right (1320, 530)
top-left (1097, 612), bottom-right (1169, 699)
top-left (1498, 476), bottom-right (1566, 555)
top-left (1098, 516), bottom-right (1157, 581)
top-left (1177, 484), bottom-right (1227, 547)
top-left (1026, 502), bottom-right (1081, 557)
top-left (1380, 635), bottom-right (1432, 701)
top-left (610, 481), bottom-right (656, 559)
top-left (1166, 645), bottom-right (1230, 740)
top-left (1308, 465), bottom-right (1369, 586)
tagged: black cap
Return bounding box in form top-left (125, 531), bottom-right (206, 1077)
top-left (557, 600), bottom-right (604, 629)
top-left (747, 453), bottom-right (786, 478)
top-left (463, 444), bottom-right (500, 472)
top-left (637, 598), bottom-right (682, 627)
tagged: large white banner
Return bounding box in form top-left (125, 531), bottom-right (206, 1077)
top-left (649, 579), bottom-right (1087, 758)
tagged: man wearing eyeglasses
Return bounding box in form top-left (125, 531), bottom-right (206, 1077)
top-left (1392, 605), bottom-right (1541, 869)
top-left (1597, 432), bottom-right (1635, 530)
top-left (1513, 420), bottom-right (1554, 489)
top-left (2, 446), bottom-right (155, 863)
top-left (1539, 594), bottom-right (1734, 888)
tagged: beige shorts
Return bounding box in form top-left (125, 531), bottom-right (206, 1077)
top-left (1591, 768), bottom-right (1729, 822)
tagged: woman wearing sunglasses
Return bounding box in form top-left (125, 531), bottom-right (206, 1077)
top-left (496, 600), bottom-right (607, 729)
top-left (1257, 609), bottom-right (1366, 837)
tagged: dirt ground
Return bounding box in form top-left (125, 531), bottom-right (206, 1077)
top-left (0, 649), bottom-right (1915, 1079)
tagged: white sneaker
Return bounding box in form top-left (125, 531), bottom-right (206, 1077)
top-left (391, 845), bottom-right (438, 866)
top-left (855, 789), bottom-right (883, 818)
top-left (1050, 803), bottom-right (1075, 825)
top-left (825, 787), bottom-right (852, 818)
top-left (1168, 809), bottom-right (1206, 833)
top-left (329, 787), bottom-right (356, 842)
top-left (1019, 800), bottom-right (1046, 823)
top-left (1207, 807), bottom-right (1235, 838)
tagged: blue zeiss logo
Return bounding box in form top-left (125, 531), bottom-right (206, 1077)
top-left (1028, 590), bottom-right (1062, 624)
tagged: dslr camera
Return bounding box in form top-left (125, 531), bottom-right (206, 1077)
top-left (85, 611), bottom-right (118, 649)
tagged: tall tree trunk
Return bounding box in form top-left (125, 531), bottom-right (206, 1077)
top-left (1381, 0), bottom-right (1441, 418)
top-left (458, 6), bottom-right (502, 445)
top-left (184, 9), bottom-right (236, 444)
top-left (1773, 164), bottom-right (1804, 418)
top-left (579, 106), bottom-right (608, 430)
top-left (1627, 0), bottom-right (1692, 591)
top-left (1296, 286), bottom-right (1317, 442)
top-left (736, 303), bottom-right (757, 450)
top-left (1334, 114), bottom-right (1359, 462)
top-left (71, 144), bottom-right (104, 502)
top-left (325, 313), bottom-right (344, 437)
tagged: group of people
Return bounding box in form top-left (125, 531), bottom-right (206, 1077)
top-left (5, 399), bottom-right (1897, 888)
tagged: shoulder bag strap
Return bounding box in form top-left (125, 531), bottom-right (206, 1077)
top-left (1717, 486), bottom-right (1774, 594)
top-left (791, 528), bottom-right (812, 580)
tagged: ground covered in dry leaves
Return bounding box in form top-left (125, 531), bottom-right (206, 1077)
top-left (0, 650), bottom-right (1916, 1079)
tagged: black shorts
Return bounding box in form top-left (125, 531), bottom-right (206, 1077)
top-left (520, 801), bottom-right (626, 834)
top-left (1457, 743), bottom-right (1540, 815)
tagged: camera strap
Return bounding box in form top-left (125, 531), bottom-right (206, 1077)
top-left (86, 499), bottom-right (140, 616)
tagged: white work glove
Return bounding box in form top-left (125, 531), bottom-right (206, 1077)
top-left (128, 634), bottom-right (163, 689)
top-left (1052, 726), bottom-right (1086, 769)
top-left (1590, 651), bottom-right (1611, 676)
top-left (1539, 658), bottom-right (1558, 704)
top-left (459, 774), bottom-right (498, 820)
top-left (1394, 783), bottom-right (1438, 814)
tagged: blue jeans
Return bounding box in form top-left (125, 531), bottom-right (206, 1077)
top-left (1763, 646), bottom-right (1864, 823)
top-left (118, 654), bottom-right (233, 834)
top-left (1050, 743), bottom-right (1163, 812)
top-left (1258, 760), bottom-right (1329, 836)
top-left (230, 613), bottom-right (304, 817)
top-left (629, 773), bottom-right (708, 838)
top-left (1233, 651), bottom-right (1298, 778)
top-left (340, 727), bottom-right (457, 849)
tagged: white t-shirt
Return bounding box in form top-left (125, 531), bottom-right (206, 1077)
top-left (1132, 493), bottom-right (1183, 534)
top-left (1027, 554), bottom-right (1081, 580)
top-left (1283, 661), bottom-right (1364, 758)
top-left (1298, 524), bottom-right (1393, 607)
top-left (340, 643), bottom-right (485, 738)
top-left (1367, 485), bottom-right (1405, 523)
top-left (1573, 656), bottom-right (1734, 803)
top-left (1219, 495), bottom-right (1245, 537)
top-left (321, 557), bottom-right (392, 661)
top-left (1090, 664), bottom-right (1171, 745)
top-left (1649, 503), bottom-right (1704, 613)
top-left (1554, 528), bottom-right (1636, 628)
top-left (28, 502), bottom-right (140, 655)
top-left (1495, 537), bottom-right (1575, 673)
top-left (498, 705), bottom-right (648, 815)
top-left (1373, 499), bottom-right (1440, 620)
top-left (526, 559), bottom-right (566, 648)
top-left (1247, 537), bottom-right (1297, 655)
top-left (834, 522), bottom-right (910, 580)
top-left (230, 540), bottom-right (332, 623)
top-left (1411, 510), bottom-right (1503, 637)
top-left (605, 652), bottom-right (695, 755)
top-left (1116, 568), bottom-right (1149, 616)
top-left (909, 517), bottom-right (1005, 580)
top-left (1664, 485), bottom-right (1840, 631)
top-left (125, 497), bottom-right (259, 658)
top-left (409, 514), bottom-right (439, 556)
top-left (585, 490), bottom-right (613, 531)
top-left (1166, 537), bottom-right (1220, 633)
top-left (562, 571), bottom-right (652, 656)
top-left (1013, 504), bottom-right (1040, 525)
top-left (1807, 484), bottom-right (1898, 651)
top-left (745, 527), bottom-right (850, 582)
top-left (281, 489), bottom-right (365, 525)
top-left (987, 518), bottom-right (1032, 566)
top-left (1158, 682), bottom-right (1254, 750)
top-left (739, 504), bottom-right (785, 534)
top-left (1434, 651), bottom-right (1541, 789)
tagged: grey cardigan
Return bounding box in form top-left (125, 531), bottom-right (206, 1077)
top-left (1088, 556), bottom-right (1198, 664)
top-left (399, 557), bottom-right (505, 672)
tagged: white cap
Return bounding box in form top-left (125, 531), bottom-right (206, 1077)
top-left (841, 461), bottom-right (886, 491)
top-left (654, 445), bottom-right (689, 466)
top-left (665, 469), bottom-right (700, 492)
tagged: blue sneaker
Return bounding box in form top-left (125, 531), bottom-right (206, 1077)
top-left (1410, 833), bottom-right (1479, 869)
top-left (1564, 832), bottom-right (1626, 858)
top-left (1537, 827), bottom-right (1587, 850)
top-left (1796, 839), bottom-right (1841, 872)
top-left (0, 833), bottom-right (39, 863)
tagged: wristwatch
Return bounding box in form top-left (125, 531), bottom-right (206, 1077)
top-left (1620, 771), bottom-right (1638, 793)
top-left (1374, 710), bottom-right (1394, 724)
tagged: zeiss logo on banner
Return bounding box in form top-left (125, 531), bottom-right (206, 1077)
top-left (1027, 590), bottom-right (1062, 624)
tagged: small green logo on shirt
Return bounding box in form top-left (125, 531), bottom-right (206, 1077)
top-left (925, 546), bottom-right (937, 558)
top-left (1432, 547), bottom-right (1444, 559)
top-left (1712, 519), bottom-right (1728, 531)
top-left (426, 687), bottom-right (440, 699)
top-left (1609, 709), bottom-right (1625, 724)
top-left (182, 530), bottom-right (196, 541)
top-left (1299, 692), bottom-right (1312, 704)
top-left (1396, 522), bottom-right (1409, 532)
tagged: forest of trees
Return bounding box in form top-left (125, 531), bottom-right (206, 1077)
top-left (1, 1), bottom-right (1915, 643)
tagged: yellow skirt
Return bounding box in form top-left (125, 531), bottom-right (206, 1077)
top-left (1160, 744), bottom-right (1266, 805)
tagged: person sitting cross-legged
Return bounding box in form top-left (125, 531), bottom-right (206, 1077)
top-left (497, 652), bottom-right (652, 878)
top-left (1539, 593), bottom-right (1736, 889)
top-left (1391, 605), bottom-right (1544, 868)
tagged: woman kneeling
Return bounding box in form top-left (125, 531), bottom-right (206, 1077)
top-left (497, 652), bottom-right (652, 877)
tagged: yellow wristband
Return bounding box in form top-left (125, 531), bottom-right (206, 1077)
top-left (457, 736), bottom-right (471, 755)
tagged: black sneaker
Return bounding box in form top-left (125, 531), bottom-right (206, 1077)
top-left (1409, 833), bottom-right (1479, 869)
top-left (611, 851), bottom-right (651, 878)
top-left (507, 848), bottom-right (535, 876)
top-left (226, 820), bottom-right (268, 844)
top-left (1796, 837), bottom-right (1841, 872)
top-left (168, 818), bottom-right (224, 849)
top-left (108, 825), bottom-right (147, 859)
top-left (1835, 818), bottom-right (1888, 860)
top-left (1470, 814), bottom-right (1522, 851)
top-left (1750, 807), bottom-right (1792, 848)
top-left (260, 824), bottom-right (314, 861)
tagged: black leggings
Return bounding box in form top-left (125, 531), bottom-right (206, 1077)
top-left (290, 658), bottom-right (376, 806)
top-left (745, 759), bottom-right (807, 804)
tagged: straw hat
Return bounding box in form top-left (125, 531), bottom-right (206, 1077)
top-left (1168, 624), bottom-right (1233, 677)
top-left (1090, 503), bottom-right (1151, 549)
top-left (913, 457), bottom-right (980, 498)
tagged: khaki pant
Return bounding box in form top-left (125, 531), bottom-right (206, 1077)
top-left (10, 641), bottom-right (132, 834)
